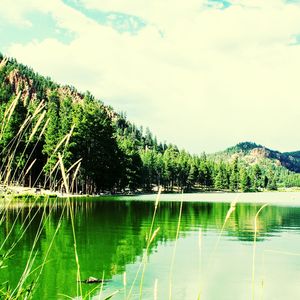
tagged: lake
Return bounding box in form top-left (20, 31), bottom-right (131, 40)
top-left (1, 192), bottom-right (300, 300)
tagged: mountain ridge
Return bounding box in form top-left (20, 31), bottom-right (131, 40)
top-left (212, 141), bottom-right (300, 173)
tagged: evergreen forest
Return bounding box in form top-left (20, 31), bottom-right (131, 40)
top-left (1, 54), bottom-right (300, 194)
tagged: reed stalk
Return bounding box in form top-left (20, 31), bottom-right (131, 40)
top-left (154, 278), bottom-right (158, 300)
top-left (10, 111), bottom-right (46, 184)
top-left (168, 196), bottom-right (183, 300)
top-left (59, 153), bottom-right (83, 298)
top-left (138, 187), bottom-right (162, 300)
top-left (125, 187), bottom-right (162, 300)
top-left (252, 203), bottom-right (268, 300)
top-left (197, 197), bottom-right (238, 299)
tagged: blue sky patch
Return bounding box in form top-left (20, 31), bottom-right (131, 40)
top-left (0, 11), bottom-right (74, 51)
top-left (63, 0), bottom-right (146, 34)
top-left (289, 34), bottom-right (300, 45)
top-left (207, 0), bottom-right (232, 9)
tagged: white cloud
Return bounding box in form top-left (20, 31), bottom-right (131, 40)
top-left (5, 0), bottom-right (300, 153)
top-left (0, 0), bottom-right (35, 27)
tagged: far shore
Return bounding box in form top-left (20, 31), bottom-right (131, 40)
top-left (1, 185), bottom-right (300, 204)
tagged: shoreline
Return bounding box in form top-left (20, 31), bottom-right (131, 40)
top-left (0, 185), bottom-right (300, 198)
top-left (1, 184), bottom-right (300, 199)
top-left (1, 188), bottom-right (300, 209)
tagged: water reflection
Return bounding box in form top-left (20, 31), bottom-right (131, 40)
top-left (1, 198), bottom-right (300, 299)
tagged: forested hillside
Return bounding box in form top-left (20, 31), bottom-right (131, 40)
top-left (215, 142), bottom-right (300, 173)
top-left (1, 54), bottom-right (300, 194)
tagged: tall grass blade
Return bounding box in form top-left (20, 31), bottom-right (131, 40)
top-left (0, 57), bottom-right (8, 70)
top-left (252, 203), bottom-right (268, 300)
top-left (168, 197), bottom-right (183, 300)
top-left (59, 153), bottom-right (82, 298)
top-left (138, 186), bottom-right (162, 300)
top-left (154, 278), bottom-right (158, 300)
top-left (28, 110), bottom-right (46, 142)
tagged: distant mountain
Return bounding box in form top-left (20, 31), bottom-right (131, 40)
top-left (212, 141), bottom-right (300, 173)
top-left (283, 151), bottom-right (300, 160)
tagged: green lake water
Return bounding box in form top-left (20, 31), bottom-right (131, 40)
top-left (1, 192), bottom-right (300, 299)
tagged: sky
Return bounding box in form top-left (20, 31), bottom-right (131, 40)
top-left (1, 0), bottom-right (300, 154)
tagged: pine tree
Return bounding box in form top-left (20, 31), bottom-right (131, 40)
top-left (229, 157), bottom-right (239, 191)
top-left (239, 167), bottom-right (251, 192)
top-left (252, 164), bottom-right (262, 190)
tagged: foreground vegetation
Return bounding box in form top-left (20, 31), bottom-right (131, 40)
top-left (1, 54), bottom-right (300, 195)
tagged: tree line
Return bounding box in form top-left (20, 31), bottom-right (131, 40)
top-left (118, 121), bottom-right (300, 192)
